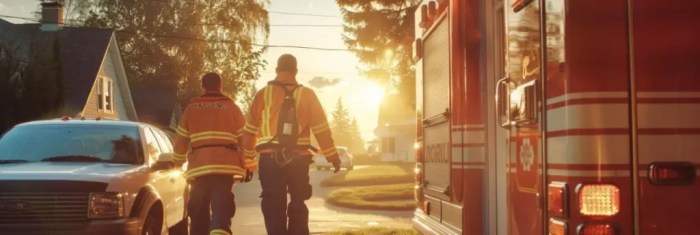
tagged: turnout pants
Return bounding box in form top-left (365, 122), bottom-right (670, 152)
top-left (259, 153), bottom-right (312, 235)
top-left (188, 174), bottom-right (235, 235)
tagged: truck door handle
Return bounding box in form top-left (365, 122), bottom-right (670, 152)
top-left (495, 77), bottom-right (513, 128)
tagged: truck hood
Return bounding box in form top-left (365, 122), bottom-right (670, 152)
top-left (0, 162), bottom-right (145, 183)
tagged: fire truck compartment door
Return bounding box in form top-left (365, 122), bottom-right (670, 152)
top-left (422, 14), bottom-right (451, 201)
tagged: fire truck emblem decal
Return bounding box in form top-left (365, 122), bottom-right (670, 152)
top-left (520, 138), bottom-right (534, 171)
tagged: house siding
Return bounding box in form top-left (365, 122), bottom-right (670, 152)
top-left (81, 46), bottom-right (126, 120)
top-left (81, 81), bottom-right (100, 119)
top-left (102, 47), bottom-right (127, 120)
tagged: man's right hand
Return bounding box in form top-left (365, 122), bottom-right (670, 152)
top-left (327, 156), bottom-right (341, 173)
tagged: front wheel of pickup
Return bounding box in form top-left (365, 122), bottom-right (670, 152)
top-left (142, 212), bottom-right (160, 235)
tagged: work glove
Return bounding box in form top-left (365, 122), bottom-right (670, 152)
top-left (243, 169), bottom-right (254, 183)
top-left (327, 156), bottom-right (341, 173)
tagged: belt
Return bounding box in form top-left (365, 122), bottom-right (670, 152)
top-left (192, 144), bottom-right (239, 151)
top-left (257, 148), bottom-right (312, 156)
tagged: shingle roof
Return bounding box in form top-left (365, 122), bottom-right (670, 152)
top-left (0, 19), bottom-right (114, 116)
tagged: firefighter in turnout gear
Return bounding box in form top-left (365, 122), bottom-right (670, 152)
top-left (242, 54), bottom-right (341, 235)
top-left (173, 73), bottom-right (246, 235)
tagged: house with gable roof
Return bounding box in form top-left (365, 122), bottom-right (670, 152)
top-left (0, 0), bottom-right (137, 129)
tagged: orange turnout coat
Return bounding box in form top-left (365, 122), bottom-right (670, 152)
top-left (241, 75), bottom-right (339, 168)
top-left (173, 92), bottom-right (246, 179)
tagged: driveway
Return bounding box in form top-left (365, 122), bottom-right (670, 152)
top-left (230, 167), bottom-right (414, 234)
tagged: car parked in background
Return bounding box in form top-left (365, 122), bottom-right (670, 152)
top-left (313, 146), bottom-right (353, 171)
top-left (0, 119), bottom-right (188, 235)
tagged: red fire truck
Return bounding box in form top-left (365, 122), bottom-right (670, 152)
top-left (412, 0), bottom-right (699, 234)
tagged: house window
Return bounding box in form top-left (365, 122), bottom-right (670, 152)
top-left (97, 77), bottom-right (113, 112)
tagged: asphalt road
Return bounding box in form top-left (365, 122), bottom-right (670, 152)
top-left (230, 167), bottom-right (414, 234)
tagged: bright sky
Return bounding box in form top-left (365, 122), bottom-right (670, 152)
top-left (0, 0), bottom-right (383, 141)
top-left (261, 0), bottom-right (382, 142)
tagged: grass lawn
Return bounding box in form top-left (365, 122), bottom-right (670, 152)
top-left (326, 183), bottom-right (416, 211)
top-left (320, 164), bottom-right (415, 187)
top-left (324, 227), bottom-right (419, 235)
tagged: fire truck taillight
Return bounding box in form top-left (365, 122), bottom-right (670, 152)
top-left (548, 219), bottom-right (567, 235)
top-left (577, 184), bottom-right (620, 216)
top-left (577, 224), bottom-right (618, 235)
top-left (548, 182), bottom-right (568, 218)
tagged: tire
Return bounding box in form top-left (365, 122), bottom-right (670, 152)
top-left (142, 212), bottom-right (160, 235)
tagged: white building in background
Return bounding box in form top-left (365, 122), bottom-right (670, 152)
top-left (373, 93), bottom-right (416, 162)
top-left (374, 119), bottom-right (416, 162)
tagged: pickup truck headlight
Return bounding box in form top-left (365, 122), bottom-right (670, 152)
top-left (88, 192), bottom-right (125, 218)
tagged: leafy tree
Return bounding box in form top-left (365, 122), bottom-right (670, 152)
top-left (336, 0), bottom-right (419, 108)
top-left (0, 32), bottom-right (63, 133)
top-left (238, 80), bottom-right (258, 115)
top-left (76, 0), bottom-right (269, 103)
top-left (331, 98), bottom-right (364, 153)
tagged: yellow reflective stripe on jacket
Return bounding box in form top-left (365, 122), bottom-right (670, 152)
top-left (186, 165), bottom-right (246, 179)
top-left (294, 87), bottom-right (304, 114)
top-left (311, 122), bottom-right (330, 134)
top-left (297, 137), bottom-right (311, 145)
top-left (262, 86), bottom-right (273, 137)
top-left (244, 158), bottom-right (256, 168)
top-left (176, 125), bottom-right (189, 137)
top-left (189, 131), bottom-right (240, 143)
top-left (209, 229), bottom-right (231, 235)
top-left (244, 149), bottom-right (256, 159)
top-left (321, 146), bottom-right (337, 157)
top-left (173, 152), bottom-right (187, 160)
top-left (190, 131), bottom-right (239, 139)
top-left (243, 122), bottom-right (258, 134)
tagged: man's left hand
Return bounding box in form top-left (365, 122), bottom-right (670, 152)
top-left (244, 169), bottom-right (254, 182)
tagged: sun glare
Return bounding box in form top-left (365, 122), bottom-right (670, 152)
top-left (358, 83), bottom-right (384, 107)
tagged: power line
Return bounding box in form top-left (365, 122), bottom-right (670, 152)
top-left (268, 11), bottom-right (341, 18)
top-left (271, 24), bottom-right (342, 27)
top-left (0, 14), bottom-right (351, 52)
top-left (268, 7), bottom-right (416, 18)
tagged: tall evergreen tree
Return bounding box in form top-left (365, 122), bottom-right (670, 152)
top-left (331, 98), bottom-right (351, 147)
top-left (331, 98), bottom-right (364, 153)
top-left (336, 0), bottom-right (420, 109)
top-left (349, 118), bottom-right (365, 153)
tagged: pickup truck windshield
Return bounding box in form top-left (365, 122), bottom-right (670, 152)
top-left (0, 124), bottom-right (142, 164)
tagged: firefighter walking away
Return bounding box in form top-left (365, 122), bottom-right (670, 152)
top-left (242, 54), bottom-right (341, 235)
top-left (173, 73), bottom-right (249, 235)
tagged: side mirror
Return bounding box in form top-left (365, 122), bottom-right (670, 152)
top-left (152, 153), bottom-right (175, 171)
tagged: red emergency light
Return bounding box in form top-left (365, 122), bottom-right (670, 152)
top-left (548, 182), bottom-right (568, 218)
top-left (577, 223), bottom-right (617, 235)
top-left (649, 162), bottom-right (696, 185)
